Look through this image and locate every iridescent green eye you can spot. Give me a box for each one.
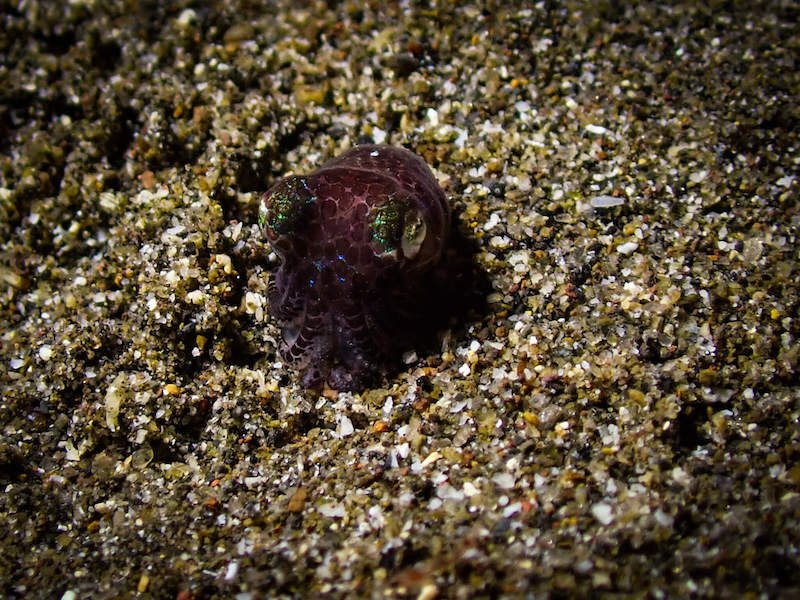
[261,176,314,236]
[370,200,403,256]
[370,195,426,259]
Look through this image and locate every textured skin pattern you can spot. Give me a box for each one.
[260,145,449,390]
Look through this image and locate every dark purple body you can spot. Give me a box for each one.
[259,145,449,390]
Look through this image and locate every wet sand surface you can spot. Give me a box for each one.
[1,1,799,597]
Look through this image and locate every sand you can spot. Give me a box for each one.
[1,1,799,597]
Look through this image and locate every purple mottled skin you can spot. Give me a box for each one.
[259,144,450,390]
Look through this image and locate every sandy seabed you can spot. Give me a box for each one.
[1,1,799,598]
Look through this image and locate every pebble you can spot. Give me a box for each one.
[616,241,639,255]
[591,502,614,526]
[590,195,625,208]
